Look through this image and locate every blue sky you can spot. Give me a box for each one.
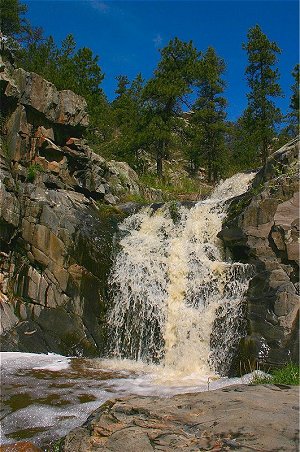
[26,0,299,121]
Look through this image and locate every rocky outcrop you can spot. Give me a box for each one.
[220,138,299,370]
[0,46,147,355]
[62,384,299,451]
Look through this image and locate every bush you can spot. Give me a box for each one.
[26,163,44,182]
[252,363,299,386]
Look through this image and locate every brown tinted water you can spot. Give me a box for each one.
[1,352,254,450]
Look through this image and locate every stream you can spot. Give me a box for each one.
[1,172,257,449]
[1,352,256,449]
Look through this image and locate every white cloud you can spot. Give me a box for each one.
[91,1,110,13]
[153,33,162,48]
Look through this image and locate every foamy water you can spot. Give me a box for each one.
[1,172,257,448]
[1,352,261,449]
[108,172,256,376]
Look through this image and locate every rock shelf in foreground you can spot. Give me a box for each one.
[62,384,299,451]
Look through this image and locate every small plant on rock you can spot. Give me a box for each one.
[169,201,181,223]
[252,363,299,386]
[26,163,44,182]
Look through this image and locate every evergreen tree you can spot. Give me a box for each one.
[229,114,260,172]
[109,74,145,165]
[113,75,131,127]
[289,63,299,136]
[142,37,200,176]
[19,34,58,79]
[18,33,105,114]
[128,73,144,102]
[243,24,282,165]
[115,75,130,97]
[0,0,27,37]
[191,46,227,182]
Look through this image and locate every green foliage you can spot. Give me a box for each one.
[96,203,127,219]
[290,64,299,127]
[252,364,299,386]
[118,192,148,205]
[2,3,291,185]
[0,0,27,36]
[140,172,212,201]
[141,37,200,176]
[26,163,43,182]
[16,31,109,140]
[227,116,261,173]
[243,25,283,165]
[107,73,145,165]
[190,46,227,182]
[281,63,300,138]
[0,136,12,162]
[18,33,105,100]
[271,364,299,385]
[270,62,300,143]
[168,201,181,223]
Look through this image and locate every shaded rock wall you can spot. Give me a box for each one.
[0,46,144,355]
[220,138,299,370]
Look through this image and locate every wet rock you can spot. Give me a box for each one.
[0,441,43,452]
[62,384,299,452]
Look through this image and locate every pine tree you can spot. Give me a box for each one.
[289,64,299,136]
[243,25,282,165]
[142,37,200,176]
[191,46,227,182]
[113,75,131,128]
[115,75,130,97]
[18,34,58,80]
[0,0,27,37]
[107,73,145,165]
[229,113,260,172]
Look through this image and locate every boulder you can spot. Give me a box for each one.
[9,68,89,128]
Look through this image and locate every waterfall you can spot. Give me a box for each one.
[107,172,255,376]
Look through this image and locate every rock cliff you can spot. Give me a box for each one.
[220,137,299,370]
[0,46,145,355]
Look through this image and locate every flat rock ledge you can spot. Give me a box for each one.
[62,384,299,451]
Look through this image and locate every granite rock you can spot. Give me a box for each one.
[220,137,299,370]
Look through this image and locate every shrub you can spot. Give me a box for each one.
[26,163,44,182]
[252,363,299,386]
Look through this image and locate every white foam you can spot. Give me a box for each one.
[1,352,70,372]
[107,172,256,376]
[1,351,266,447]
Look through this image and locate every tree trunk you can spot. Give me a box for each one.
[156,143,164,177]
[262,136,268,167]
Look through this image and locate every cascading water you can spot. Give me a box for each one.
[0,172,260,448]
[107,172,255,377]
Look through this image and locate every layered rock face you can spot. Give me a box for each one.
[220,138,299,370]
[0,47,142,355]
